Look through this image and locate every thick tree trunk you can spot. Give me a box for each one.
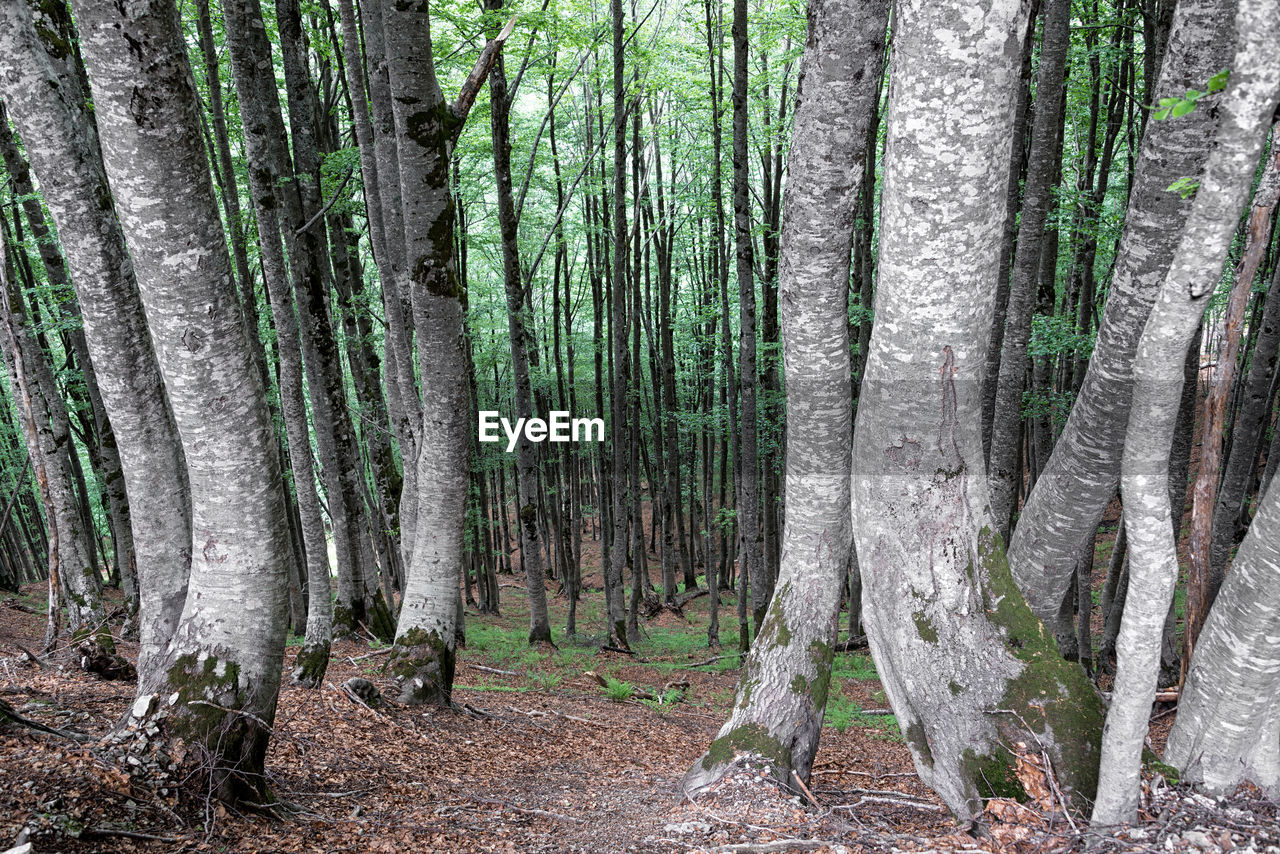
[0,0,192,683]
[683,0,888,795]
[1092,11,1280,823]
[1007,0,1238,633]
[71,0,293,801]
[854,0,1102,822]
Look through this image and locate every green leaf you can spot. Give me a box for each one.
[1208,69,1230,92]
[1171,100,1197,118]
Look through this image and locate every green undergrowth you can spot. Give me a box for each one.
[454,575,900,743]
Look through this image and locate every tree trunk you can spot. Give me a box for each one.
[986,0,1070,538]
[1007,0,1238,634]
[1092,13,1280,823]
[683,0,888,795]
[731,0,764,636]
[71,0,293,801]
[486,10,553,645]
[0,0,192,683]
[381,0,507,703]
[854,0,1102,822]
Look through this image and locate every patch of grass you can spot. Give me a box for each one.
[832,652,878,682]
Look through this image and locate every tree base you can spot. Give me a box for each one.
[291,639,331,688]
[388,628,455,705]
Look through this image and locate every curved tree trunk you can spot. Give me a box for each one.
[72,0,293,801]
[1166,453,1280,796]
[1092,10,1280,823]
[683,0,889,796]
[0,0,191,684]
[1007,0,1239,634]
[854,0,1102,823]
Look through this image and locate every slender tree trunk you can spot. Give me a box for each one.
[684,0,888,795]
[1093,14,1280,823]
[486,10,554,645]
[987,0,1070,538]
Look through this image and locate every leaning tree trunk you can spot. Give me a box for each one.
[71,0,293,802]
[1006,0,1238,635]
[0,0,191,684]
[682,0,890,796]
[1211,259,1280,579]
[1093,8,1280,824]
[382,0,509,704]
[1166,442,1280,796]
[853,0,1103,823]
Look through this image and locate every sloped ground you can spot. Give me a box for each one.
[1,572,1277,854]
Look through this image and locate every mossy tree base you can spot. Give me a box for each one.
[682,723,797,797]
[290,639,331,688]
[113,649,278,806]
[388,627,455,705]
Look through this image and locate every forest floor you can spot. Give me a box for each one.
[2,545,1279,853]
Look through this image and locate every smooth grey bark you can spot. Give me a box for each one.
[72,0,292,801]
[275,0,389,640]
[1092,9,1280,824]
[216,0,334,684]
[1007,0,1238,634]
[986,0,1070,538]
[683,0,889,796]
[0,0,191,682]
[1165,456,1280,796]
[853,0,1102,822]
[382,0,508,704]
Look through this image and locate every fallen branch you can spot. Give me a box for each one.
[468,664,520,677]
[791,770,820,807]
[712,840,836,853]
[0,697,87,741]
[82,827,181,843]
[834,795,945,812]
